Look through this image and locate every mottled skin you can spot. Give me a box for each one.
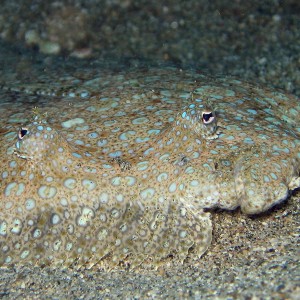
[0,63,300,269]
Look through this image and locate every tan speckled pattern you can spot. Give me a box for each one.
[0,66,300,268]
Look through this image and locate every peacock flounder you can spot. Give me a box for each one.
[0,65,300,269]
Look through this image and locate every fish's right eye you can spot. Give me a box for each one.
[18,127,29,140]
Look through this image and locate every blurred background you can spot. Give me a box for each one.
[0,0,299,95]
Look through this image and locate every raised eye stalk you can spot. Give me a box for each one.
[180,99,219,140]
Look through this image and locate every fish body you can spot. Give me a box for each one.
[0,65,299,268]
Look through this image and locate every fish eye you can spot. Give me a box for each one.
[18,127,29,140]
[202,111,214,124]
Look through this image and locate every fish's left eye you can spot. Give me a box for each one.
[18,127,29,140]
[202,111,214,124]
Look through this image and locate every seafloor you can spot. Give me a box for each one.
[0,0,299,299]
